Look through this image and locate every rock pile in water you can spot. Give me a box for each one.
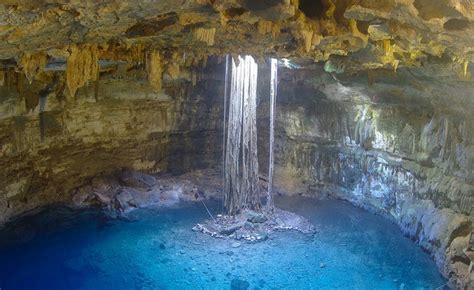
[193,208,316,242]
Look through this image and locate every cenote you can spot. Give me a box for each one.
[0,1,473,289]
[0,197,445,289]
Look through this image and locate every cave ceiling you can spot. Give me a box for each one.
[0,0,472,78]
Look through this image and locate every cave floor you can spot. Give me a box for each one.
[0,196,445,290]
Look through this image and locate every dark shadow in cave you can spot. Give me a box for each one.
[299,0,324,19]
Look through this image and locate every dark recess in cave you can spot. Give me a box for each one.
[443,18,470,31]
[299,0,324,19]
[224,7,247,18]
[244,0,285,11]
[126,12,178,38]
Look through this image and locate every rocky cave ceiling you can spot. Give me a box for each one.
[0,0,473,96]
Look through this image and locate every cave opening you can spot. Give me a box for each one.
[0,1,472,290]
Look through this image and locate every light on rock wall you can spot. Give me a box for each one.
[280,58,300,69]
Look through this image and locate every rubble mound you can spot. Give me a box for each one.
[193,208,316,242]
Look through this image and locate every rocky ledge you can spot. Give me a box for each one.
[71,168,222,214]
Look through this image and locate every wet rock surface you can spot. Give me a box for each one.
[72,168,222,214]
[230,278,250,290]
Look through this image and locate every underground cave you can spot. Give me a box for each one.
[0,1,473,289]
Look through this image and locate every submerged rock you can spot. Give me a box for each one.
[231,242,241,248]
[230,278,249,290]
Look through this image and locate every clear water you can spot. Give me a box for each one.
[0,196,446,290]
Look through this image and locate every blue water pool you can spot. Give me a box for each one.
[0,196,445,289]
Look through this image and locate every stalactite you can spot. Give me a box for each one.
[147,50,162,91]
[99,42,146,66]
[380,39,399,71]
[16,73,39,112]
[258,20,272,35]
[348,19,368,44]
[128,43,146,65]
[302,29,313,53]
[66,44,99,98]
[201,54,208,68]
[20,52,47,83]
[257,21,279,39]
[53,73,67,103]
[191,69,197,86]
[193,28,216,46]
[0,70,4,86]
[167,63,180,80]
[93,79,100,102]
[325,0,336,18]
[383,39,392,57]
[167,51,181,80]
[219,12,229,27]
[38,87,50,141]
[272,24,280,39]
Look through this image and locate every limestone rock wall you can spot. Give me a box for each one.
[0,55,472,287]
[271,64,473,288]
[0,68,223,224]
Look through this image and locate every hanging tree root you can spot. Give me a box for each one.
[192,208,316,243]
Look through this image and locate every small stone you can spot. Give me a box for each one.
[243,221,254,230]
[234,231,243,240]
[159,243,166,250]
[367,24,391,41]
[255,231,268,241]
[247,211,267,223]
[319,262,326,268]
[231,242,241,248]
[220,224,242,235]
[231,278,250,290]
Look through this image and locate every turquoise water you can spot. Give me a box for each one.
[0,196,445,290]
